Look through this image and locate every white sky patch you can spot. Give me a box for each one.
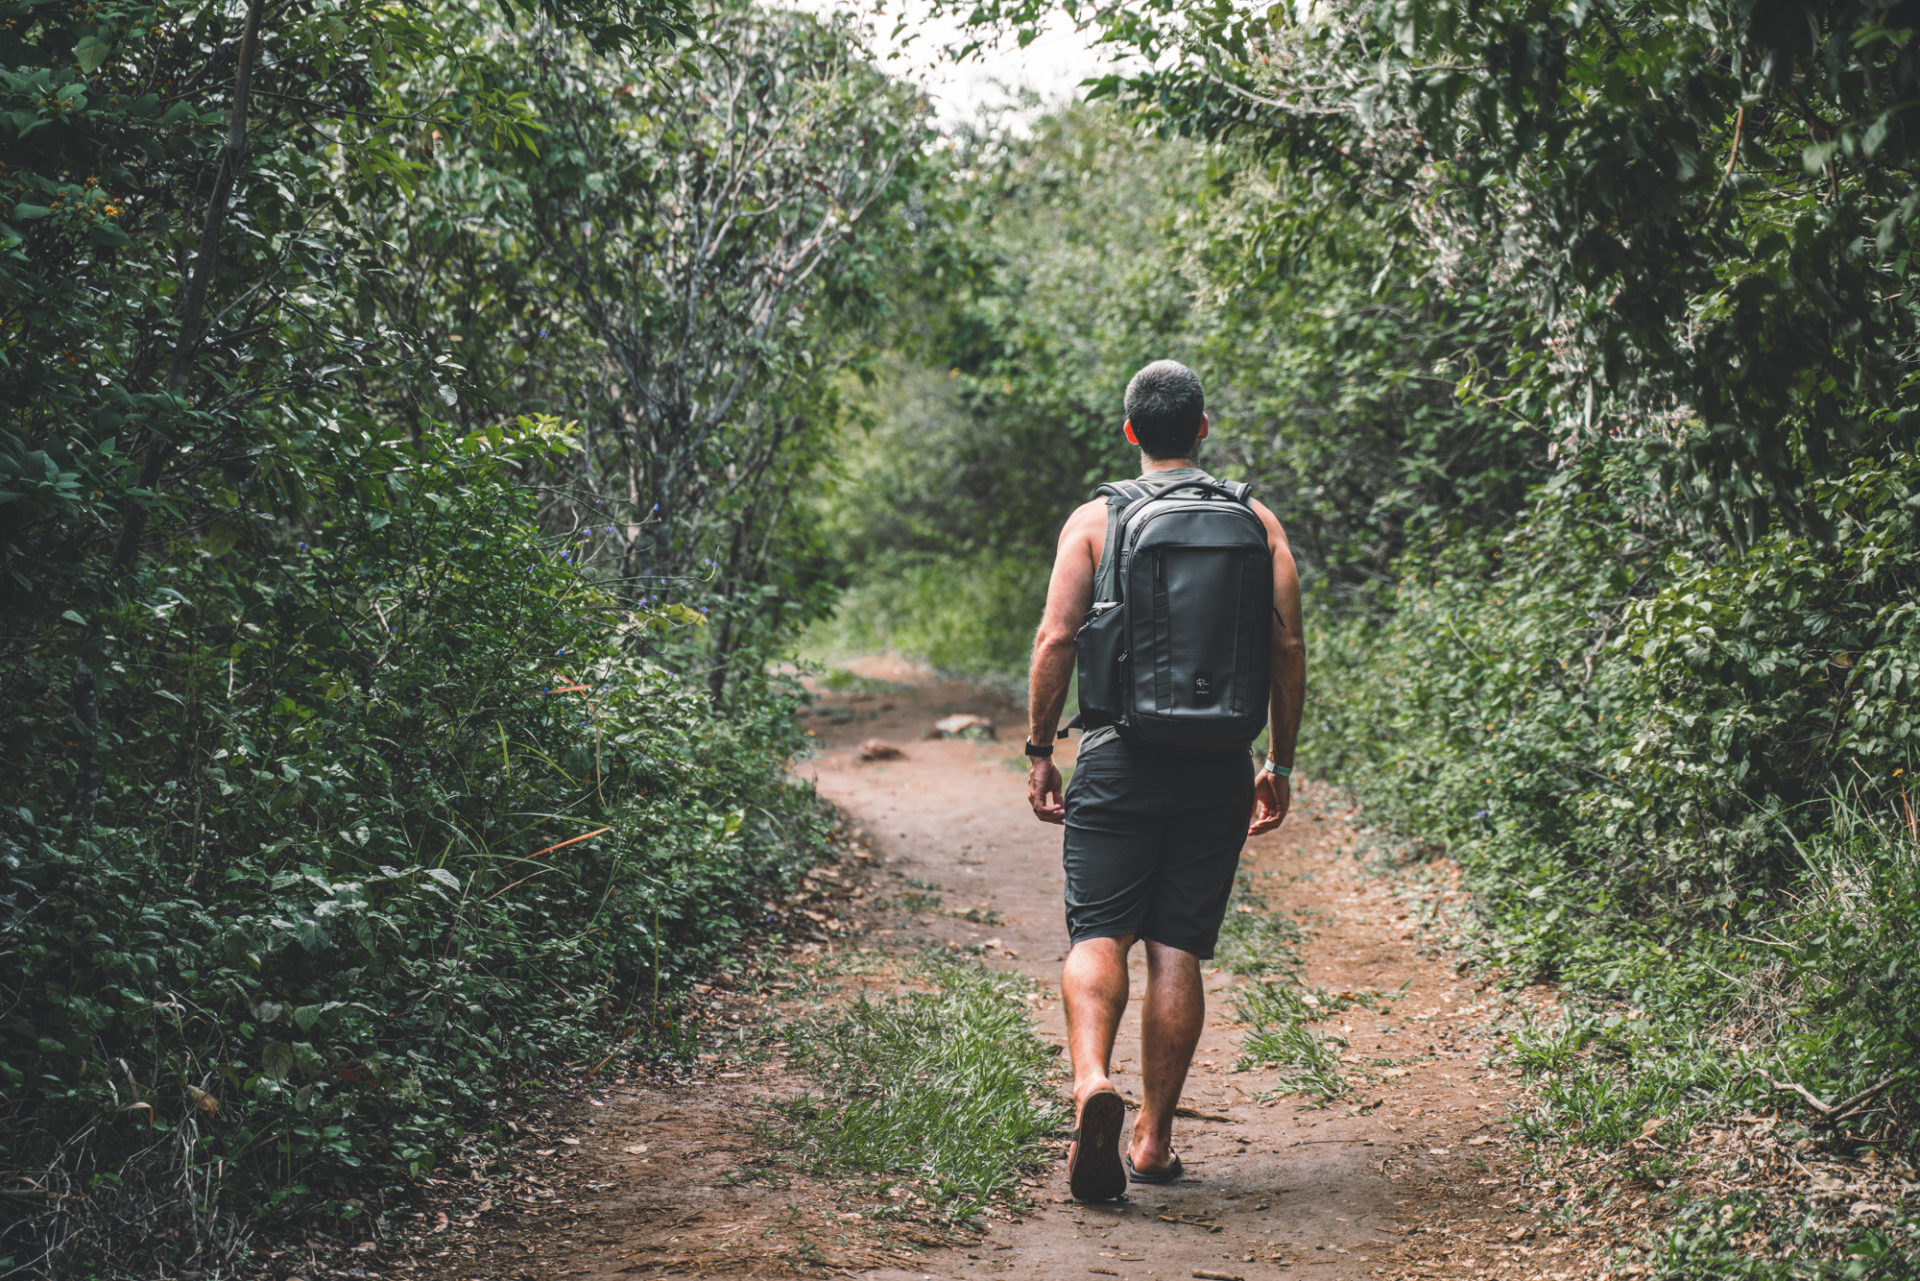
[788,0,1128,129]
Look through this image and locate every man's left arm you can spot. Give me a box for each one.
[1250,503,1305,835]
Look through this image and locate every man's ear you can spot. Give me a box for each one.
[1123,419,1138,447]
[1197,413,1210,442]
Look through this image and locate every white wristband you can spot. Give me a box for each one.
[1262,760,1292,779]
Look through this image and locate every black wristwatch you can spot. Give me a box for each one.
[1024,739,1053,758]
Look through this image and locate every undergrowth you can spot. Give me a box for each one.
[1309,447,1920,1273]
[1214,876,1350,1102]
[0,466,828,1276]
[802,555,1045,683]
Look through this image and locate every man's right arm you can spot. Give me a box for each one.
[1027,500,1104,823]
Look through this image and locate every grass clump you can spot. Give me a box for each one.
[1213,876,1348,1101]
[1231,979,1349,1102]
[779,957,1066,1220]
[815,668,907,694]
[879,891,944,914]
[1213,875,1307,978]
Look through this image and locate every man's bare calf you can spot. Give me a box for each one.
[1063,934,1205,1177]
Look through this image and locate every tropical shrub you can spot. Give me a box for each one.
[0,432,827,1274]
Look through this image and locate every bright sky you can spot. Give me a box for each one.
[790,0,1125,128]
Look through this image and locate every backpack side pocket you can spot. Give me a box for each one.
[1074,600,1127,728]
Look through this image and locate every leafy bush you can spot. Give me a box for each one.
[1309,446,1920,939]
[0,440,827,1275]
[808,553,1047,678]
[1305,445,1920,1163]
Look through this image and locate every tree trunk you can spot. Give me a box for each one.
[109,0,267,575]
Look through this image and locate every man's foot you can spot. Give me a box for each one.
[1066,1085,1127,1202]
[1127,1125,1180,1181]
[1125,1150,1184,1184]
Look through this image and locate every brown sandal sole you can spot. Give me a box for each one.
[1067,1088,1127,1202]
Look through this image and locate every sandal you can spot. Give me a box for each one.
[1125,1151,1184,1184]
[1066,1088,1127,1202]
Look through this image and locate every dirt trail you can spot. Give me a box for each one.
[801,666,1547,1281]
[396,664,1571,1281]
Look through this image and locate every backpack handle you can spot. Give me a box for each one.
[1111,479,1255,531]
[1150,479,1253,505]
[1095,479,1252,505]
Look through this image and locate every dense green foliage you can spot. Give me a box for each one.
[4,442,827,1272]
[2,0,925,1272]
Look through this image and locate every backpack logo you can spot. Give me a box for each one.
[1193,674,1212,698]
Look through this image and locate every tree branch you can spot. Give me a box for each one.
[110,0,268,576]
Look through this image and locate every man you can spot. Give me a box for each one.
[1024,359,1305,1201]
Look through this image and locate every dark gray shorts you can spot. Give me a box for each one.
[1061,737,1255,959]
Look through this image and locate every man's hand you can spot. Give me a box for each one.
[1249,770,1290,835]
[1029,757,1066,824]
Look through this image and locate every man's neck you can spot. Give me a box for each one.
[1140,454,1198,474]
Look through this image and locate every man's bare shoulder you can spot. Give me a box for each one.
[1248,497,1292,553]
[1067,496,1107,526]
[1060,498,1107,542]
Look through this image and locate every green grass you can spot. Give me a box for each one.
[877,891,944,914]
[1214,875,1349,1101]
[815,667,907,694]
[1231,977,1349,1101]
[778,956,1067,1220]
[1637,1191,1920,1280]
[1214,875,1307,978]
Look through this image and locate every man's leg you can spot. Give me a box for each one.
[1128,939,1205,1174]
[1062,934,1132,1109]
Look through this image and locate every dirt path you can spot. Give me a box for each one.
[393,664,1573,1281]
[799,666,1552,1281]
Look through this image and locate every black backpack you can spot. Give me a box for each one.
[1073,476,1273,751]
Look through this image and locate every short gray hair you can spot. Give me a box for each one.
[1124,360,1205,459]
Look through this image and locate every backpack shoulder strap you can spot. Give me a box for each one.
[1094,480,1151,505]
[1091,482,1148,600]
